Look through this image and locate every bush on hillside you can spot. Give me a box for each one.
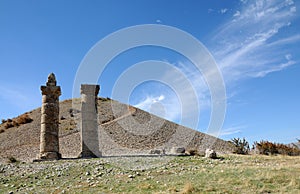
[292,139,300,149]
[3,114,33,129]
[255,140,300,156]
[231,137,250,154]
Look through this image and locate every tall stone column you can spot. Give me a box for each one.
[39,73,61,160]
[79,84,101,158]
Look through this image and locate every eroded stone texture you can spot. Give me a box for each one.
[39,73,61,160]
[79,84,101,158]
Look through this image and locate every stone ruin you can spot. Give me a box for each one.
[37,73,221,160]
[37,73,102,160]
[39,73,61,160]
[78,84,101,158]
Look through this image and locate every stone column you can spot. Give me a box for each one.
[79,84,101,158]
[39,73,61,160]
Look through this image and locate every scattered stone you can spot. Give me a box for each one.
[149,149,165,155]
[205,149,217,159]
[128,174,135,178]
[170,147,186,154]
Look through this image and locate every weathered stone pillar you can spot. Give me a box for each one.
[79,84,101,158]
[39,73,61,160]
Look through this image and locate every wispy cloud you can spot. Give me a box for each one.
[220,125,244,136]
[220,8,228,14]
[233,11,241,17]
[208,124,245,137]
[133,62,206,128]
[132,0,299,135]
[210,0,299,82]
[135,94,180,121]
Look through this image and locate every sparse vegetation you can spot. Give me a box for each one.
[3,121,15,129]
[98,97,111,102]
[3,114,33,129]
[0,155,299,193]
[180,182,196,194]
[231,137,250,154]
[255,140,300,156]
[292,139,300,149]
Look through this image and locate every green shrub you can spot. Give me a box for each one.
[231,137,250,154]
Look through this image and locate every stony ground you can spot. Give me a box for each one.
[0,154,299,193]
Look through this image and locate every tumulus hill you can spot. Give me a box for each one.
[0,98,233,163]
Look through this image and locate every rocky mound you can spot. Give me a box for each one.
[0,98,233,163]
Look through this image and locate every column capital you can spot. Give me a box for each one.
[80,84,100,96]
[41,86,61,96]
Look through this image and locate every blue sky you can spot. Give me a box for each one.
[0,0,299,145]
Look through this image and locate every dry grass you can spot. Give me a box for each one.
[0,154,299,193]
[3,114,33,129]
[180,182,195,194]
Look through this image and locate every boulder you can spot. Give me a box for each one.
[205,149,217,159]
[170,147,185,155]
[149,149,165,155]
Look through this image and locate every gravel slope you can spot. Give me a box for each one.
[0,98,233,163]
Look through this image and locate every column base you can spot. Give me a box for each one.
[38,152,61,160]
[78,150,101,158]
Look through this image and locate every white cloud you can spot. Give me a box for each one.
[135,95,165,110]
[221,8,228,14]
[132,0,299,134]
[134,93,182,122]
[266,34,300,47]
[220,127,242,136]
[132,61,210,129]
[285,54,292,60]
[210,0,299,82]
[285,0,294,6]
[209,124,245,137]
[290,6,296,12]
[233,11,241,17]
[249,60,295,78]
[208,8,214,13]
